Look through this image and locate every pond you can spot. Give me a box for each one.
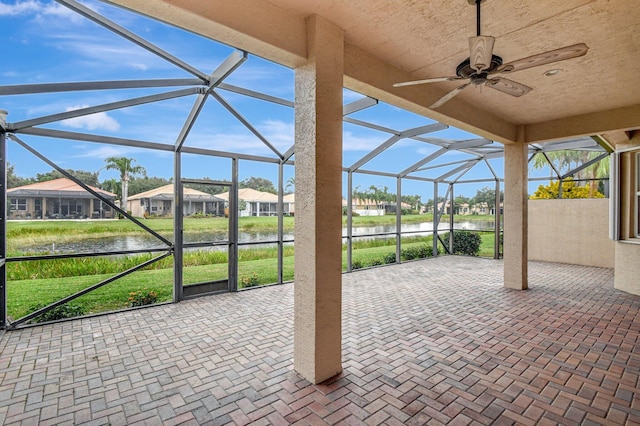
[15,220,497,255]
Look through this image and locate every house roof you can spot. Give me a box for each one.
[7,178,116,199]
[114,0,639,148]
[128,184,224,202]
[217,188,285,203]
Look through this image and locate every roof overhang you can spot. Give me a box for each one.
[106,0,640,145]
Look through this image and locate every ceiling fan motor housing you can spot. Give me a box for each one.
[456,55,503,79]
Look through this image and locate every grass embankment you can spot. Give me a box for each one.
[6,215,499,321]
[6,241,432,319]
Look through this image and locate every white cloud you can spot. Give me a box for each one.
[72,144,130,159]
[0,0,41,16]
[184,119,387,154]
[180,119,295,156]
[61,105,121,131]
[131,63,149,71]
[179,120,385,154]
[188,131,272,153]
[39,2,79,20]
[257,119,294,150]
[48,36,161,70]
[0,0,82,22]
[343,131,385,151]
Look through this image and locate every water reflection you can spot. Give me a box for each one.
[352,220,495,236]
[16,220,497,255]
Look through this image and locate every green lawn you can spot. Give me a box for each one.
[7,239,436,320]
[5,215,501,323]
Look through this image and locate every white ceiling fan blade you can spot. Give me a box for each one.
[430,83,470,108]
[495,43,588,74]
[469,35,495,72]
[486,77,532,97]
[393,76,465,87]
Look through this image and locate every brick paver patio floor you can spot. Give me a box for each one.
[1,257,639,425]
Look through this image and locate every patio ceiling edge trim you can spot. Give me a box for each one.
[525,104,640,143]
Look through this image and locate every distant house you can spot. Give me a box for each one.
[342,198,384,216]
[7,178,116,220]
[437,200,453,215]
[283,193,295,215]
[437,200,503,215]
[216,188,293,217]
[457,202,471,215]
[468,202,503,215]
[127,184,225,217]
[379,201,412,214]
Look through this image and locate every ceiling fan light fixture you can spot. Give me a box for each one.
[544,68,562,77]
[469,35,495,72]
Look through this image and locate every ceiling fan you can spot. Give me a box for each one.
[393,0,589,109]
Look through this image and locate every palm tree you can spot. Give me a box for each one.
[104,157,146,212]
[532,150,609,197]
[285,177,295,193]
[101,178,121,199]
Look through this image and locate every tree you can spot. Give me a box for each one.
[423,198,434,213]
[35,169,99,187]
[104,157,146,211]
[101,178,121,198]
[349,184,420,211]
[530,178,604,199]
[6,163,33,188]
[532,150,609,197]
[401,194,422,211]
[240,177,276,194]
[181,177,230,196]
[352,185,364,201]
[424,196,446,214]
[472,187,503,212]
[285,177,295,193]
[128,176,172,196]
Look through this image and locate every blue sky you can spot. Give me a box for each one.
[1,0,552,200]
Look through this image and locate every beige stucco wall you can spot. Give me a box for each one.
[528,198,614,268]
[614,242,640,296]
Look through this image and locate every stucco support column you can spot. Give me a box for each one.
[503,140,528,289]
[294,15,343,384]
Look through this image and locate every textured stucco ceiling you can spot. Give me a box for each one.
[106,0,640,146]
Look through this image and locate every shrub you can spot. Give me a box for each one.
[240,273,260,288]
[399,245,437,261]
[351,260,363,270]
[383,252,396,264]
[417,245,430,258]
[341,207,360,216]
[128,289,158,307]
[30,303,85,323]
[444,231,481,256]
[401,247,419,260]
[370,258,383,266]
